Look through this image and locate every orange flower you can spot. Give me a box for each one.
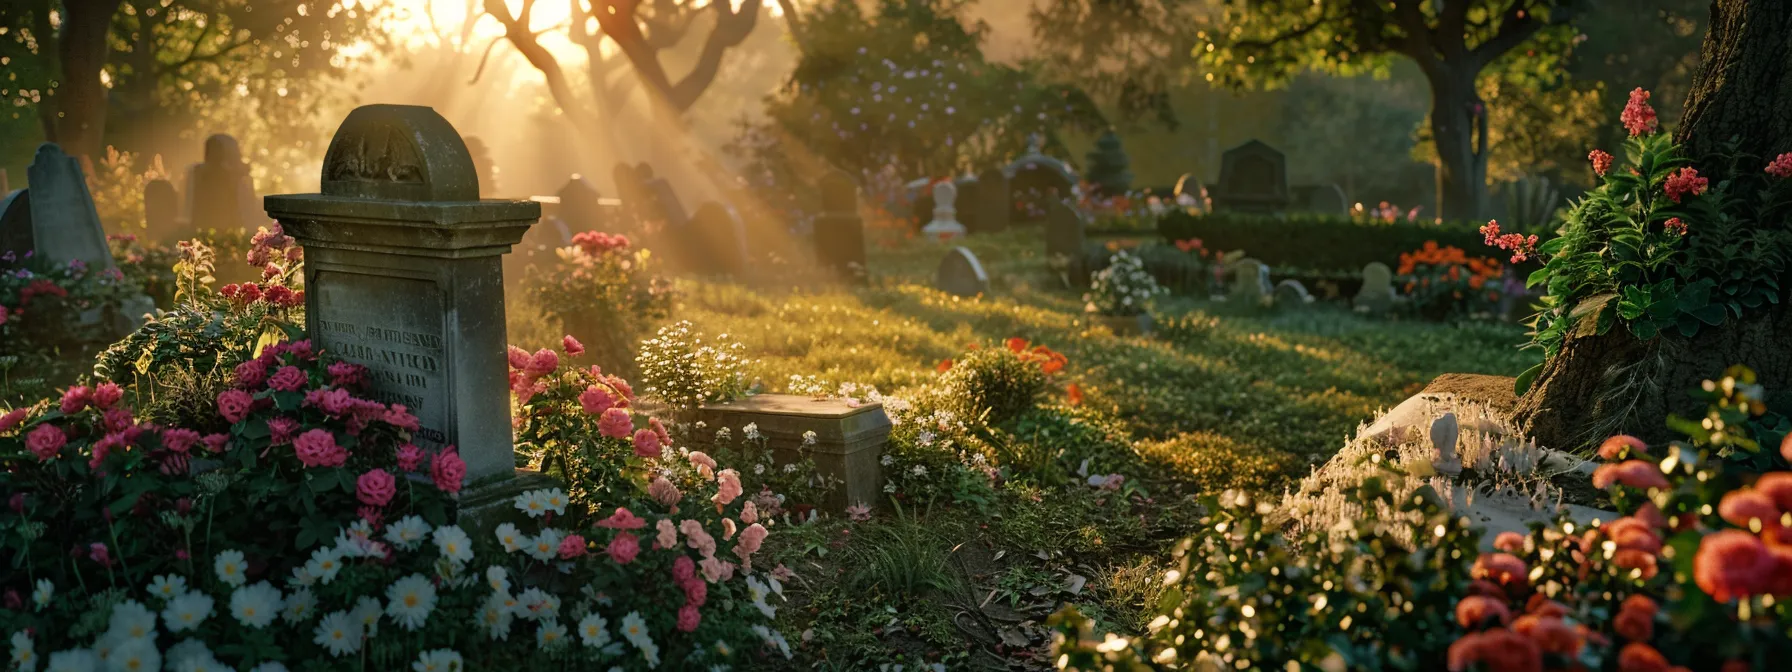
[1616,642,1669,672]
[1455,596,1512,628]
[1513,614,1584,657]
[1472,553,1529,587]
[1598,435,1649,460]
[1465,580,1508,601]
[1719,489,1780,530]
[1524,596,1570,618]
[1604,517,1663,554]
[1753,472,1792,512]
[1694,529,1771,602]
[1005,337,1028,353]
[1592,460,1671,491]
[1613,549,1659,579]
[1493,531,1526,553]
[1447,629,1542,672]
[1614,594,1656,642]
[936,359,953,372]
[1066,383,1083,406]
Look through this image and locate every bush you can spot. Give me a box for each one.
[1157,210,1489,272]
[1395,241,1510,319]
[1083,250,1166,317]
[1083,242,1209,296]
[635,321,754,412]
[936,339,1060,426]
[522,232,673,381]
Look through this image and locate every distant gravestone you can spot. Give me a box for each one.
[1045,200,1088,287]
[954,176,981,233]
[0,143,116,271]
[688,201,749,276]
[936,246,989,297]
[556,175,603,234]
[1274,279,1314,306]
[1354,262,1397,313]
[186,134,262,232]
[143,179,181,243]
[644,177,689,228]
[812,169,867,282]
[1006,134,1078,223]
[612,162,650,229]
[921,181,965,241]
[1228,258,1272,305]
[264,104,540,490]
[1293,184,1349,216]
[972,167,1010,234]
[1212,140,1289,214]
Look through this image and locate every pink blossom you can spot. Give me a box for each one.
[1479,220,1502,247]
[293,429,348,468]
[268,366,308,392]
[1598,435,1648,460]
[1695,529,1771,602]
[607,376,635,401]
[562,335,585,357]
[1663,167,1709,203]
[89,542,112,567]
[327,361,365,387]
[559,534,588,559]
[1621,87,1658,136]
[357,469,397,507]
[1492,531,1525,553]
[847,503,872,522]
[578,386,616,416]
[699,556,736,583]
[267,417,300,445]
[513,381,546,406]
[396,443,425,471]
[0,408,28,433]
[25,424,66,461]
[431,447,467,494]
[358,506,382,527]
[632,429,662,458]
[234,358,270,388]
[60,386,92,414]
[689,451,717,481]
[681,519,718,558]
[525,349,559,378]
[1589,149,1614,177]
[1767,152,1792,179]
[649,477,682,509]
[91,382,124,410]
[382,405,420,432]
[607,532,640,564]
[736,523,768,559]
[676,604,701,632]
[650,417,671,446]
[770,564,795,582]
[217,390,254,423]
[1592,460,1671,491]
[596,507,648,530]
[102,408,134,433]
[739,500,759,525]
[712,469,743,508]
[201,434,229,453]
[722,518,738,540]
[597,408,634,439]
[278,340,316,361]
[161,428,201,454]
[672,555,697,584]
[657,519,680,549]
[304,388,354,416]
[682,578,707,607]
[507,345,531,370]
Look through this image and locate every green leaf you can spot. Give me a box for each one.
[1691,304,1727,326]
[1632,320,1660,341]
[1515,363,1544,396]
[1677,315,1701,337]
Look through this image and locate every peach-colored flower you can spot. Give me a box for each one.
[1592,460,1670,491]
[1493,532,1526,553]
[689,451,718,479]
[712,469,743,508]
[649,476,682,509]
[1613,549,1659,580]
[699,556,735,583]
[1694,529,1771,602]
[1621,88,1658,136]
[734,523,768,561]
[1617,642,1669,672]
[1446,629,1541,672]
[1455,596,1511,628]
[1465,580,1507,601]
[721,518,737,540]
[1472,553,1528,587]
[1719,489,1780,529]
[595,507,647,530]
[1598,434,1647,460]
[1614,595,1656,641]
[681,519,717,558]
[1513,614,1583,657]
[1753,472,1792,512]
[655,519,678,550]
[1605,517,1663,554]
[739,500,759,524]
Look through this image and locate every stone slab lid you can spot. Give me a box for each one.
[702,394,884,419]
[319,104,480,203]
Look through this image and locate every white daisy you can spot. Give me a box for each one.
[31,579,52,611]
[412,649,463,672]
[385,574,437,631]
[384,516,431,551]
[485,567,509,594]
[146,575,186,602]
[312,610,364,657]
[44,648,98,672]
[335,521,381,558]
[746,576,776,618]
[513,490,549,518]
[494,523,525,553]
[515,587,559,622]
[281,587,318,624]
[287,564,316,588]
[577,612,610,648]
[105,600,157,640]
[352,595,383,638]
[171,652,229,672]
[432,526,474,566]
[620,611,652,649]
[525,528,564,561]
[476,592,516,641]
[304,547,344,585]
[163,639,215,670]
[105,638,159,672]
[230,581,282,629]
[213,550,247,587]
[10,631,35,672]
[541,489,568,515]
[161,591,214,632]
[536,620,569,650]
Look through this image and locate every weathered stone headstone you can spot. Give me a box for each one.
[143,179,181,242]
[1228,258,1272,305]
[644,177,689,228]
[1354,262,1397,313]
[920,181,965,241]
[936,246,989,297]
[1045,200,1088,287]
[812,168,866,282]
[954,175,981,233]
[1274,279,1313,306]
[611,162,650,229]
[1292,183,1349,215]
[688,201,749,276]
[1006,134,1078,223]
[0,144,115,271]
[186,134,262,233]
[1212,140,1289,214]
[264,104,540,492]
[694,394,891,513]
[971,167,1010,234]
[556,175,602,234]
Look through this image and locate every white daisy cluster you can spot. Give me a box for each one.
[513,488,569,519]
[1084,249,1166,317]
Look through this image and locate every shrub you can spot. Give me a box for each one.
[1083,249,1166,317]
[510,335,658,504]
[1395,241,1509,319]
[635,321,755,412]
[522,232,673,380]
[1157,209,1490,272]
[936,338,1062,426]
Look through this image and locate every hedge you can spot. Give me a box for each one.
[1157,211,1490,272]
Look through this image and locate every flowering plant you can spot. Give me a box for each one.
[1396,241,1506,318]
[697,420,840,513]
[1513,88,1792,391]
[635,321,755,413]
[523,232,673,380]
[511,335,663,505]
[0,254,144,404]
[1083,249,1165,317]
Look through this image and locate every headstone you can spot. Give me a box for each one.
[263,104,541,492]
[812,168,867,282]
[694,394,892,513]
[1273,279,1313,306]
[612,162,651,230]
[186,134,262,233]
[954,176,981,233]
[0,143,115,271]
[920,181,965,241]
[556,175,603,234]
[1045,200,1088,287]
[644,177,689,228]
[1228,258,1272,305]
[688,201,748,276]
[143,179,181,243]
[1353,262,1397,313]
[936,246,989,297]
[971,167,1011,234]
[1212,140,1289,214]
[1005,134,1078,223]
[1292,183,1348,215]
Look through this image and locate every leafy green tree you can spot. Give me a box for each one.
[1083,129,1133,197]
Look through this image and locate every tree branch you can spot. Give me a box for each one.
[1468,0,1568,71]
[1435,0,1471,61]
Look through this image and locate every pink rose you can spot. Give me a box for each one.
[293,429,347,468]
[735,523,768,559]
[597,408,633,439]
[267,417,300,446]
[676,604,701,632]
[0,408,28,433]
[657,519,680,550]
[327,361,365,387]
[304,388,354,416]
[102,408,134,433]
[526,349,559,378]
[357,469,397,507]
[595,507,647,530]
[721,518,737,540]
[382,405,420,432]
[60,386,91,414]
[699,556,735,583]
[431,447,467,494]
[507,345,531,371]
[632,429,662,459]
[201,434,229,453]
[607,532,640,564]
[91,382,124,410]
[672,555,696,583]
[649,417,670,447]
[267,366,308,392]
[160,428,201,454]
[396,443,425,471]
[25,424,67,461]
[689,451,716,481]
[559,533,588,559]
[712,469,743,508]
[233,358,270,389]
[562,335,585,357]
[217,389,254,423]
[681,520,717,558]
[739,501,759,525]
[89,542,111,567]
[649,477,682,509]
[682,577,707,606]
[578,386,616,416]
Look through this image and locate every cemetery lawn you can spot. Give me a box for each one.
[507,229,1541,669]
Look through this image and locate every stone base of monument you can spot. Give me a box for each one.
[1092,312,1153,337]
[455,469,562,539]
[692,394,891,514]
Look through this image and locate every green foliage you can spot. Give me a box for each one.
[510,339,646,505]
[523,239,675,380]
[1157,210,1491,272]
[937,344,1051,427]
[1133,432,1298,494]
[1083,130,1134,197]
[845,508,960,598]
[0,250,149,406]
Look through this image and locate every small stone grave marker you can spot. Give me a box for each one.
[0,143,115,271]
[1045,200,1088,287]
[1228,257,1272,305]
[972,167,1010,234]
[920,181,965,241]
[143,179,181,242]
[1354,262,1397,313]
[937,246,989,297]
[1274,279,1313,306]
[186,134,262,232]
[689,201,749,276]
[694,394,892,514]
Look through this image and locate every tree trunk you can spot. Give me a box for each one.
[43,0,124,161]
[1512,0,1792,452]
[1429,69,1485,221]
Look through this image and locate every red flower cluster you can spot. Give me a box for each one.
[1480,220,1540,263]
[219,282,304,309]
[1005,337,1067,374]
[1589,149,1615,177]
[1172,238,1209,258]
[571,231,630,257]
[1662,217,1687,237]
[18,279,68,308]
[1694,471,1792,602]
[1621,88,1659,136]
[1662,167,1709,203]
[1766,152,1792,179]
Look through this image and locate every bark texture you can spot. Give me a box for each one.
[1674,0,1792,169]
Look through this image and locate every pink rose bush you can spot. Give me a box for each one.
[509,335,655,504]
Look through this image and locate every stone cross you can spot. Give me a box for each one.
[1353,262,1397,314]
[812,168,867,282]
[936,246,989,297]
[920,181,965,241]
[263,104,540,491]
[0,143,116,271]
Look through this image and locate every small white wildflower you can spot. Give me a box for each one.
[486,566,510,594]
[305,547,344,585]
[385,574,438,631]
[384,516,431,551]
[743,423,761,440]
[10,631,35,672]
[526,529,565,562]
[578,613,610,648]
[213,550,247,587]
[282,588,318,624]
[433,525,474,566]
[106,600,157,640]
[537,620,569,650]
[412,649,463,672]
[230,582,282,629]
[880,454,894,466]
[161,591,215,632]
[312,610,364,657]
[146,574,187,601]
[352,595,383,638]
[910,465,928,477]
[493,523,525,553]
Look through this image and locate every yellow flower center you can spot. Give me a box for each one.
[405,595,419,607]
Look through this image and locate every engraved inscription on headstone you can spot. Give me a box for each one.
[315,273,450,447]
